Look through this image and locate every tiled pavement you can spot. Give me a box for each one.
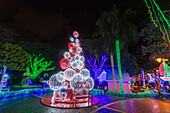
[0,92,170,113]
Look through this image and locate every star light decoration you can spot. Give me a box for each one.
[49,31,94,96]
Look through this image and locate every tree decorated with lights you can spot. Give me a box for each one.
[144,0,170,48]
[85,53,111,87]
[49,31,94,102]
[21,54,55,85]
[93,5,137,93]
[0,42,30,91]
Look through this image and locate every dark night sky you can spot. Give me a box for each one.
[0,0,169,48]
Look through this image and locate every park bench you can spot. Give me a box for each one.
[73,81,93,108]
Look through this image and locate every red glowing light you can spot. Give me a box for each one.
[60,58,71,70]
[73,31,79,38]
[68,42,74,49]
[70,46,78,55]
[75,68,80,73]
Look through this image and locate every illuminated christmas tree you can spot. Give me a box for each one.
[49,31,94,102]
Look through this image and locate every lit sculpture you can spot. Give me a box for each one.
[40,73,50,88]
[85,53,111,86]
[21,54,55,86]
[0,71,9,91]
[49,31,94,104]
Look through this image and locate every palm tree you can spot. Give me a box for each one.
[93,5,137,93]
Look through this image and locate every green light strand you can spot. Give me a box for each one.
[144,0,170,46]
[115,40,124,93]
[163,10,170,13]
[144,0,158,27]
[149,0,167,41]
[164,62,170,76]
[152,0,170,27]
[149,0,163,30]
[21,77,28,86]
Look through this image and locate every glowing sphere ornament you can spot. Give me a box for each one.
[76,47,82,54]
[60,58,71,70]
[64,52,70,58]
[80,69,90,78]
[86,77,94,90]
[69,36,74,42]
[71,61,78,69]
[73,31,79,38]
[49,74,65,90]
[80,56,84,62]
[57,72,65,82]
[64,68,75,80]
[68,42,74,49]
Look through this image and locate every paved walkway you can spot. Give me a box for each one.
[0,92,170,113]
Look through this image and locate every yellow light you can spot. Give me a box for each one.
[162,59,168,62]
[156,70,158,72]
[156,58,162,63]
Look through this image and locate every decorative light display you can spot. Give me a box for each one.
[159,62,170,77]
[115,40,124,93]
[49,31,94,102]
[44,73,49,77]
[39,73,50,88]
[147,73,155,82]
[21,54,55,85]
[0,68,9,91]
[144,0,170,48]
[1,73,9,90]
[84,53,111,88]
[97,71,107,83]
[40,78,49,88]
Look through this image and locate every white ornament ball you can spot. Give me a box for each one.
[64,52,70,58]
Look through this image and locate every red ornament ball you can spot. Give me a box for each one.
[60,58,71,70]
[73,31,79,38]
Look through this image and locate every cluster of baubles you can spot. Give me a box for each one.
[49,31,94,91]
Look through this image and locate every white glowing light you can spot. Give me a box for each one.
[71,61,78,69]
[86,77,94,90]
[70,74,84,89]
[69,48,73,52]
[75,39,79,46]
[64,68,75,80]
[74,54,80,61]
[64,52,70,58]
[57,72,65,82]
[78,61,84,69]
[80,56,84,61]
[49,73,65,90]
[70,36,74,42]
[76,47,82,54]
[80,69,90,78]
[70,58,74,63]
[75,39,79,42]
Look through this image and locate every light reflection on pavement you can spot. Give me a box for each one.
[0,92,169,113]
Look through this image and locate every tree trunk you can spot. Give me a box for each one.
[0,65,7,91]
[115,40,124,93]
[110,53,117,92]
[94,71,98,88]
[140,68,145,87]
